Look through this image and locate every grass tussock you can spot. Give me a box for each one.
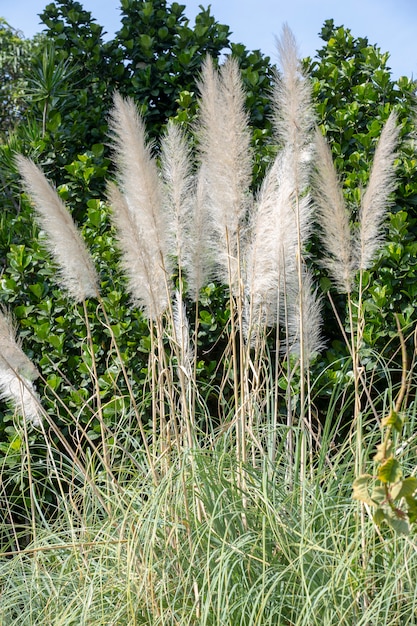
[1,25,416,625]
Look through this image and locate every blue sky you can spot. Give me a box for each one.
[1,0,416,78]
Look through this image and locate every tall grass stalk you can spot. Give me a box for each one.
[313,110,400,610]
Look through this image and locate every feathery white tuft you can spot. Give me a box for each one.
[313,127,355,293]
[160,120,194,274]
[357,111,400,270]
[284,267,324,365]
[16,155,99,302]
[109,93,168,256]
[196,56,253,290]
[245,146,313,328]
[172,290,193,379]
[108,93,171,318]
[0,309,41,426]
[273,24,315,177]
[107,182,168,319]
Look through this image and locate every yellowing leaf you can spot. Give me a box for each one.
[352,475,373,504]
[377,457,402,484]
[371,485,386,504]
[381,410,404,433]
[373,440,392,462]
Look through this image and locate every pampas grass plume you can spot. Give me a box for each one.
[196,55,252,289]
[16,155,99,302]
[314,111,399,293]
[0,309,41,426]
[313,127,354,293]
[108,93,171,318]
[160,120,193,273]
[358,110,399,269]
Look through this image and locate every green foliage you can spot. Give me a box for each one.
[305,20,417,408]
[0,20,36,136]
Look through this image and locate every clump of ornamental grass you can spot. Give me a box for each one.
[2,389,417,626]
[0,22,414,626]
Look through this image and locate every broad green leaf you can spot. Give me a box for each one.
[371,485,386,505]
[377,458,402,484]
[405,496,417,524]
[373,507,387,526]
[381,410,404,432]
[396,477,417,500]
[385,509,410,536]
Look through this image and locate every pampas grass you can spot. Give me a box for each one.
[3,25,412,626]
[108,93,171,319]
[357,110,399,270]
[244,24,316,365]
[313,126,354,294]
[0,309,41,425]
[314,111,399,293]
[196,55,253,291]
[245,146,313,330]
[160,119,194,276]
[16,155,99,302]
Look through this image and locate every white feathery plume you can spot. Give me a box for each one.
[196,55,253,290]
[244,24,316,338]
[107,182,168,319]
[16,155,99,302]
[313,126,355,293]
[172,290,193,379]
[160,120,194,274]
[184,165,213,300]
[314,112,399,293]
[273,23,315,189]
[109,93,168,258]
[357,111,399,270]
[108,93,171,318]
[245,146,313,329]
[0,309,42,426]
[283,267,324,365]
